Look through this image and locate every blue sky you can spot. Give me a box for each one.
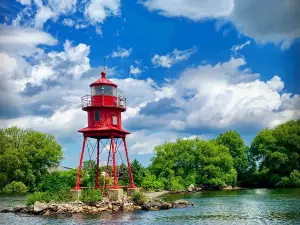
[0,0,300,167]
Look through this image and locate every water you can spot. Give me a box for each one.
[0,189,300,225]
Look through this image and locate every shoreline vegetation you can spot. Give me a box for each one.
[0,119,299,215]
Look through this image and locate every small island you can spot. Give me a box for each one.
[1,120,300,217]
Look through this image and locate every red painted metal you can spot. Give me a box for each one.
[95,139,100,189]
[74,136,87,190]
[74,71,136,192]
[111,136,119,189]
[123,137,136,188]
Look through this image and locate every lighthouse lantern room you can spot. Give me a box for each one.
[73,70,138,200]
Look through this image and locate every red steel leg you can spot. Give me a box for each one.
[102,140,111,195]
[74,136,87,190]
[122,137,136,188]
[95,138,100,189]
[111,136,119,189]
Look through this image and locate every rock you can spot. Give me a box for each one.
[141,202,151,210]
[42,209,52,216]
[133,205,142,210]
[194,187,202,192]
[102,197,110,203]
[172,199,190,208]
[141,201,164,210]
[48,204,58,211]
[34,201,48,213]
[0,208,13,213]
[187,184,194,192]
[112,204,121,211]
[122,203,134,212]
[160,201,172,210]
[13,206,26,212]
[149,202,162,210]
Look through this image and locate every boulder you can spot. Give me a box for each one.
[149,202,162,210]
[122,203,134,212]
[194,187,202,192]
[187,184,194,192]
[34,201,48,213]
[112,204,121,211]
[13,205,25,212]
[160,201,172,210]
[172,199,190,208]
[133,205,142,210]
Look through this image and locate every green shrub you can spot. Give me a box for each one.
[277,170,300,188]
[25,189,72,205]
[80,188,102,205]
[37,170,77,192]
[131,191,146,205]
[26,192,51,205]
[3,181,27,194]
[141,173,165,191]
[169,179,185,192]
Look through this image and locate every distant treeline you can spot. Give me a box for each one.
[0,120,299,194]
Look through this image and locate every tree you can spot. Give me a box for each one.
[250,120,300,187]
[149,138,237,189]
[0,126,63,191]
[216,131,248,185]
[131,159,147,187]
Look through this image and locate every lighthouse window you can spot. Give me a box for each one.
[94,110,100,121]
[112,116,118,125]
[91,86,117,96]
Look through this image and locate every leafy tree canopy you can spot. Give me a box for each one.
[0,126,63,191]
[250,120,300,187]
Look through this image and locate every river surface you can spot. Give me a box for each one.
[0,189,300,225]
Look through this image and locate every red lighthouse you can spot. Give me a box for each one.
[73,70,137,199]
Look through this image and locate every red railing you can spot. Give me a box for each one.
[81,95,126,109]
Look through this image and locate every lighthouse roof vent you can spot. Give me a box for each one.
[90,71,117,88]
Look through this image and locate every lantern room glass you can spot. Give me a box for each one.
[91,85,117,96]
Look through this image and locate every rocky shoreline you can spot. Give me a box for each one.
[0,197,193,216]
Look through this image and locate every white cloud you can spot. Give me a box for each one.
[75,24,88,29]
[143,0,300,49]
[1,108,86,139]
[143,0,234,20]
[129,65,143,76]
[152,47,197,68]
[111,46,132,58]
[266,76,284,92]
[17,0,31,5]
[84,0,120,24]
[95,26,102,35]
[13,0,77,29]
[0,25,57,56]
[231,0,300,50]
[62,18,75,27]
[231,40,251,53]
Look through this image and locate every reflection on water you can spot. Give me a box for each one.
[0,189,300,225]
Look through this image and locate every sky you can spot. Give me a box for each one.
[0,0,300,167]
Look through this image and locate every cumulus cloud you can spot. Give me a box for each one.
[84,0,120,24]
[231,0,300,50]
[129,65,143,76]
[33,0,77,29]
[0,25,57,56]
[143,0,234,20]
[143,0,300,49]
[152,47,197,68]
[62,18,75,27]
